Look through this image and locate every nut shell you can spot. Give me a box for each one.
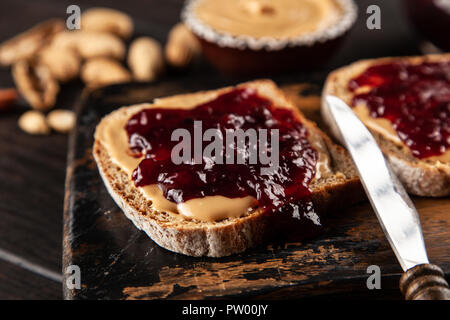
[0,19,64,66]
[12,60,59,111]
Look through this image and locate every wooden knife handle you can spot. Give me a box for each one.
[400,264,450,300]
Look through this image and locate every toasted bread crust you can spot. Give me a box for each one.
[322,54,450,197]
[93,80,362,257]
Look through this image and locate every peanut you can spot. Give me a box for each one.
[128,37,164,81]
[81,57,131,87]
[47,109,75,133]
[18,110,50,135]
[12,60,59,111]
[165,23,201,68]
[81,7,134,39]
[0,88,19,111]
[52,31,126,60]
[0,19,64,66]
[38,44,81,82]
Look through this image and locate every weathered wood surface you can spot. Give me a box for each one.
[0,260,61,300]
[0,0,443,299]
[0,0,187,300]
[63,79,449,300]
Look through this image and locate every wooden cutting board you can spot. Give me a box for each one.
[63,76,449,300]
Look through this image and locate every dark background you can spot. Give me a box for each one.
[0,0,425,299]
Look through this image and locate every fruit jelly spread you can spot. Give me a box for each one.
[125,88,323,239]
[348,61,450,159]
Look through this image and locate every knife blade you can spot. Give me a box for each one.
[323,95,429,271]
[323,94,450,300]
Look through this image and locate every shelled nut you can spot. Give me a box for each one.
[38,44,81,82]
[47,109,76,133]
[81,7,134,39]
[51,31,126,60]
[18,110,50,135]
[128,37,164,81]
[81,57,131,87]
[165,23,201,68]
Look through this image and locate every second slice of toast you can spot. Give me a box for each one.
[322,54,450,197]
[93,80,362,257]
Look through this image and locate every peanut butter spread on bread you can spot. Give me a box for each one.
[96,113,332,222]
[96,94,332,222]
[352,104,450,163]
[349,58,450,164]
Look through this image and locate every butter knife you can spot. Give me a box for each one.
[323,95,450,300]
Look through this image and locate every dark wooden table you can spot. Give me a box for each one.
[0,0,426,299]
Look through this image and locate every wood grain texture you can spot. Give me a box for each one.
[63,79,449,300]
[0,107,66,272]
[0,260,61,299]
[0,0,187,300]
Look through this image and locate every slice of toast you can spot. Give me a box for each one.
[322,54,450,197]
[93,79,362,257]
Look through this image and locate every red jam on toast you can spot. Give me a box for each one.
[125,88,322,239]
[348,61,450,159]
